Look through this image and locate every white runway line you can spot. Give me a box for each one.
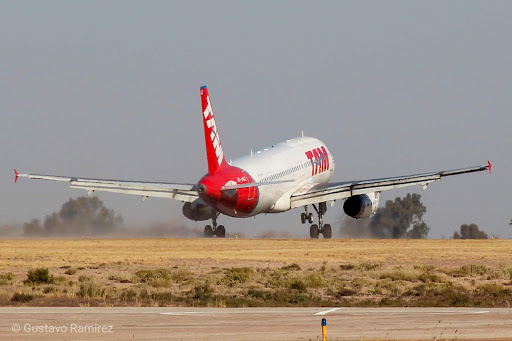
[471,311,489,314]
[314,308,341,315]
[160,312,203,316]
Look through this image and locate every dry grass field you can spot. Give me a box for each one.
[1,239,511,307]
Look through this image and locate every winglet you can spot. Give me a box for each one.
[487,160,492,174]
[14,169,19,183]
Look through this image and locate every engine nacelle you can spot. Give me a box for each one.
[182,200,216,221]
[343,192,380,219]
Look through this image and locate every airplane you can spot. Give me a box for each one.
[15,86,491,238]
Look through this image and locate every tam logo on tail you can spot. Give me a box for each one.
[203,96,224,166]
[201,86,227,174]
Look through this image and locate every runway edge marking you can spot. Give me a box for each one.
[314,308,341,315]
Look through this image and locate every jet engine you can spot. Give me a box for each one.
[343,192,380,219]
[182,200,216,221]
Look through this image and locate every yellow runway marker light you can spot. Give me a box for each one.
[322,318,327,341]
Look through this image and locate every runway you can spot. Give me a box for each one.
[1,307,511,340]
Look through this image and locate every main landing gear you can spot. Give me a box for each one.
[301,203,332,239]
[204,212,226,238]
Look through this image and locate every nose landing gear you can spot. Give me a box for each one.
[300,207,314,224]
[204,212,226,238]
[302,203,332,239]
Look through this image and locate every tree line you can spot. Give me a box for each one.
[23,196,122,237]
[17,195,492,239]
[453,224,488,239]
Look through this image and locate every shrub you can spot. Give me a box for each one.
[266,269,291,288]
[336,287,357,297]
[119,288,137,301]
[269,290,312,305]
[281,263,301,271]
[78,282,105,298]
[43,286,56,294]
[11,292,34,302]
[218,296,259,308]
[379,297,401,306]
[447,264,489,277]
[501,268,512,280]
[151,292,175,302]
[108,275,132,283]
[340,264,355,270]
[171,268,192,283]
[478,283,511,298]
[0,272,15,285]
[304,274,325,288]
[411,283,443,297]
[248,288,267,299]
[375,280,403,296]
[414,265,436,272]
[134,269,171,284]
[54,276,67,283]
[418,272,445,283]
[380,271,418,282]
[64,268,77,275]
[24,268,54,285]
[352,277,372,288]
[192,283,214,300]
[222,267,253,287]
[359,262,383,271]
[443,285,470,306]
[410,283,470,306]
[78,275,92,282]
[290,279,307,292]
[147,278,173,288]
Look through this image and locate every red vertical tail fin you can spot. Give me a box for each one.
[200,86,228,174]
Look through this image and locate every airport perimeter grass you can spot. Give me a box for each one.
[1,239,512,307]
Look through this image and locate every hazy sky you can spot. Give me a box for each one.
[2,1,510,238]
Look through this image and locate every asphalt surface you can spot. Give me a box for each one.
[0,307,511,340]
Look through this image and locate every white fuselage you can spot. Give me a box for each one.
[232,136,335,215]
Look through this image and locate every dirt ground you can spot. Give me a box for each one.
[1,239,511,308]
[1,238,510,270]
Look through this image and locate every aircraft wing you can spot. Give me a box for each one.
[14,170,198,202]
[290,162,491,208]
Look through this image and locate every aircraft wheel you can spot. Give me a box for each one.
[301,213,306,224]
[204,225,213,238]
[216,225,226,238]
[310,224,319,239]
[323,224,332,239]
[307,213,314,224]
